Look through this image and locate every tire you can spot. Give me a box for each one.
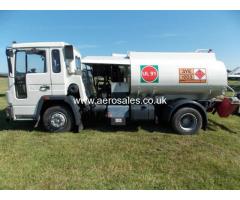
[171,107,202,135]
[43,106,74,132]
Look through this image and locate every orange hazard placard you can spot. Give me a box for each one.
[179,68,207,83]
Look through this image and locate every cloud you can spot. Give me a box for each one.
[146,33,178,39]
[113,40,127,45]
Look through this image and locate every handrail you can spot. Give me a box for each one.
[227,85,236,97]
[195,49,212,53]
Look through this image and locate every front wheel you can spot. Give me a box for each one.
[171,107,202,135]
[43,106,74,132]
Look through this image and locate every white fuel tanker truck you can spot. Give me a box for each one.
[5,42,240,134]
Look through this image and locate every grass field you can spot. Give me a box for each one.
[229,80,240,92]
[0,77,240,189]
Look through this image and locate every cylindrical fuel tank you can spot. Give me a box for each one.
[129,52,227,100]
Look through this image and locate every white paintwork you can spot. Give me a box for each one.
[82,51,217,66]
[82,56,130,65]
[128,51,217,61]
[7,48,52,119]
[228,74,240,79]
[10,42,69,49]
[50,47,65,96]
[129,52,227,100]
[6,42,88,120]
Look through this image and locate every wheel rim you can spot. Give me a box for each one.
[179,113,197,132]
[50,112,67,128]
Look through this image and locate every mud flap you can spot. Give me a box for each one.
[216,97,239,117]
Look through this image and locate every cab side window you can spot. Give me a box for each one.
[52,49,61,73]
[15,51,27,98]
[75,57,81,71]
[16,50,46,74]
[15,51,26,75]
[27,51,46,73]
[15,50,46,99]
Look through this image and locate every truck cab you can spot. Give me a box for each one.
[5,42,88,131]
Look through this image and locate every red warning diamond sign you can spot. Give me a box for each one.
[195,69,205,79]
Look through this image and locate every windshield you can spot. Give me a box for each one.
[82,64,96,97]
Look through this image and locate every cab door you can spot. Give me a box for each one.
[13,48,52,119]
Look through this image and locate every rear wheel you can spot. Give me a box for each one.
[171,107,202,135]
[43,106,74,132]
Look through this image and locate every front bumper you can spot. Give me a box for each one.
[5,106,13,121]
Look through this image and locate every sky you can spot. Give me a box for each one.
[0,10,240,72]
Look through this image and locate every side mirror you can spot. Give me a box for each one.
[6,49,13,75]
[64,45,74,60]
[6,49,13,57]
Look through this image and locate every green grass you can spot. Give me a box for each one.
[228,80,240,92]
[0,77,240,189]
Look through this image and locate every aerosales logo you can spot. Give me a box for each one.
[74,96,167,105]
[140,65,159,83]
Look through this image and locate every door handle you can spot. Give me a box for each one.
[40,85,50,91]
